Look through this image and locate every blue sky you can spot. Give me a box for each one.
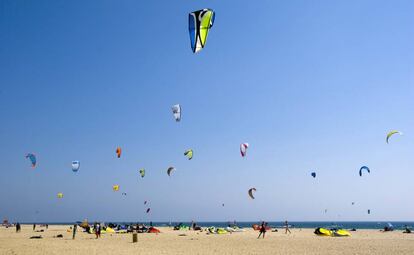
[0,0,413,223]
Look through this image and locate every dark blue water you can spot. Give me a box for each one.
[158,221,414,230]
[29,221,414,230]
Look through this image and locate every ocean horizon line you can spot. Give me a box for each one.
[12,221,414,230]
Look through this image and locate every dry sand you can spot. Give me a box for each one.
[1,225,414,255]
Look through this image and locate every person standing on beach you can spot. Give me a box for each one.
[33,224,36,231]
[284,220,291,234]
[72,224,77,240]
[16,222,21,233]
[93,222,98,238]
[257,221,267,239]
[95,223,101,239]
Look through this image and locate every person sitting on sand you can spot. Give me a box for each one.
[403,225,411,234]
[257,221,267,239]
[285,220,291,234]
[191,221,197,230]
[174,223,183,230]
[383,223,394,232]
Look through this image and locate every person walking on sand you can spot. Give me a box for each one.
[257,221,267,239]
[284,220,291,234]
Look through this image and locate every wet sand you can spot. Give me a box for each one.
[1,225,414,255]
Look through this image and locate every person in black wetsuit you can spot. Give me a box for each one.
[257,222,267,239]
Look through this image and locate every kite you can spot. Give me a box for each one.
[189,9,215,53]
[311,172,316,178]
[113,185,119,191]
[167,167,175,176]
[184,149,193,160]
[240,143,249,157]
[25,153,36,168]
[146,208,151,213]
[386,130,402,144]
[359,166,370,177]
[122,192,127,196]
[139,168,145,178]
[72,161,80,172]
[248,188,256,199]
[57,193,63,199]
[172,104,181,122]
[116,147,122,158]
[144,201,147,205]
[368,209,371,214]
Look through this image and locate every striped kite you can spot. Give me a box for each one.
[386,130,402,144]
[240,143,249,157]
[248,188,256,199]
[189,9,215,53]
[184,149,193,160]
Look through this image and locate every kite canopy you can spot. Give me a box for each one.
[359,166,370,177]
[167,167,175,176]
[240,143,249,157]
[113,185,119,191]
[57,193,63,199]
[25,153,36,168]
[144,200,147,205]
[116,147,122,158]
[184,149,193,160]
[368,209,371,214]
[139,169,145,178]
[248,188,256,199]
[72,161,80,172]
[386,130,402,144]
[172,104,181,122]
[189,9,215,53]
[311,172,316,178]
[146,208,151,213]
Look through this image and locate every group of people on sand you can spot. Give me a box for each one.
[14,223,48,233]
[257,221,291,239]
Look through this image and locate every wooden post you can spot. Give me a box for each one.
[132,233,138,243]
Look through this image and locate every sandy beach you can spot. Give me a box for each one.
[1,225,414,255]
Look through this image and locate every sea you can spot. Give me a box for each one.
[26,221,414,230]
